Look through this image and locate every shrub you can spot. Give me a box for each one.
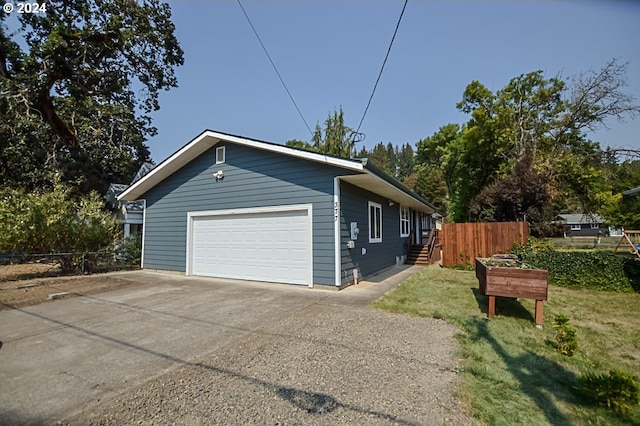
[451,262,475,271]
[576,369,639,414]
[0,177,120,271]
[513,244,636,292]
[552,314,578,356]
[115,235,142,265]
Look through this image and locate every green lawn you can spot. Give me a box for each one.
[373,267,640,426]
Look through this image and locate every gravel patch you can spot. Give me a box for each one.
[64,303,476,425]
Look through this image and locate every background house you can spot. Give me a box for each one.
[105,162,155,237]
[555,213,610,237]
[118,130,440,288]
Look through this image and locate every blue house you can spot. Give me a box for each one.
[118,130,439,288]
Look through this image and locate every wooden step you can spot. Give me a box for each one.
[405,229,440,265]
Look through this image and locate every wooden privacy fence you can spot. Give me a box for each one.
[441,222,529,267]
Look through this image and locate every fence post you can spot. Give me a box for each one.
[81,253,85,274]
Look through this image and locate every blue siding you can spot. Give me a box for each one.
[141,143,348,285]
[339,181,408,283]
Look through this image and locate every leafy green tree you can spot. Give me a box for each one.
[403,165,448,217]
[310,107,356,158]
[396,143,415,180]
[386,142,398,176]
[284,139,309,150]
[417,60,639,229]
[0,177,120,267]
[369,142,391,174]
[416,123,469,219]
[356,146,369,158]
[285,107,358,158]
[602,160,640,228]
[468,156,558,236]
[0,1,184,194]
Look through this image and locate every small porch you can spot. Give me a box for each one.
[405,211,441,265]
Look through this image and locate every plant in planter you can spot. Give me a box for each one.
[475,254,549,327]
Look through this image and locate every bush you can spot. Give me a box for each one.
[0,176,120,272]
[552,314,578,356]
[115,235,142,265]
[576,369,639,414]
[513,243,637,292]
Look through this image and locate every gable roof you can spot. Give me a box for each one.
[105,183,129,207]
[556,213,605,224]
[131,162,156,184]
[118,130,439,213]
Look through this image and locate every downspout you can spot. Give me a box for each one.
[140,199,147,269]
[334,177,341,287]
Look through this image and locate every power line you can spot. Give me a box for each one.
[354,0,408,138]
[236,0,313,136]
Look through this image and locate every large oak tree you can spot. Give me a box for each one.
[0,0,184,194]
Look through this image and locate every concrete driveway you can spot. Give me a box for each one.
[0,267,426,425]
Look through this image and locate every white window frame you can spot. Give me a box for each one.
[570,224,581,231]
[590,223,599,229]
[216,146,225,164]
[368,201,382,243]
[400,206,410,237]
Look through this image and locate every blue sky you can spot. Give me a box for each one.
[8,1,640,162]
[149,0,640,161]
[148,1,640,162]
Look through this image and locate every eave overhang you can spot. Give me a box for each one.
[118,130,363,201]
[117,130,440,214]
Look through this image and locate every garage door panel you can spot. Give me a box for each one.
[189,208,311,285]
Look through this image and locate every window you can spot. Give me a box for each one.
[368,201,382,243]
[216,146,225,164]
[421,213,431,230]
[590,223,600,229]
[571,224,581,231]
[400,206,410,237]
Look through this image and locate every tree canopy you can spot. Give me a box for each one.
[282,61,640,233]
[0,0,184,194]
[417,59,640,234]
[286,107,357,158]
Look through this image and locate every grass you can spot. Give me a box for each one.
[373,267,640,426]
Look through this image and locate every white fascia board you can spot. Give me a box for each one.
[119,130,364,201]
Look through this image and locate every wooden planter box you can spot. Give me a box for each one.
[475,257,548,326]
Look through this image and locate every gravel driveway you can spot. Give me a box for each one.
[3,267,477,425]
[65,305,474,426]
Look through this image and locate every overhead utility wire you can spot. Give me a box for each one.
[236,0,313,136]
[354,0,408,139]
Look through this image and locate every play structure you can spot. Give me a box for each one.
[614,230,640,259]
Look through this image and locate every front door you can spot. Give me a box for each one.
[414,211,421,245]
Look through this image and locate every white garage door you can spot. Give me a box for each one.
[188,206,312,286]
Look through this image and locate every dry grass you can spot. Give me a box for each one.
[0,262,61,281]
[0,273,147,310]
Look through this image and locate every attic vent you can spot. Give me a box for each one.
[216,146,225,164]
